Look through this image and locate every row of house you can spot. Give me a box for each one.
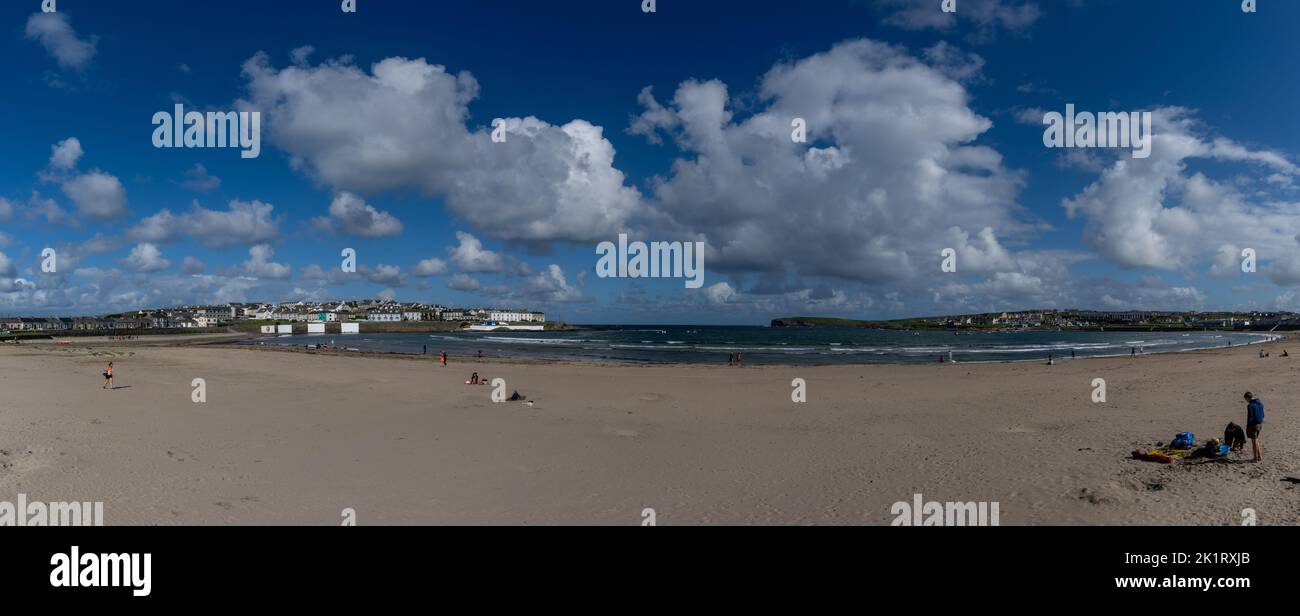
[0,316,187,331]
[919,309,1297,330]
[3,301,547,333]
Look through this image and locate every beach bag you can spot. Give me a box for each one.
[1170,432,1194,449]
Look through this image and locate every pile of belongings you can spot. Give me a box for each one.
[1132,432,1196,464]
[1132,431,1231,463]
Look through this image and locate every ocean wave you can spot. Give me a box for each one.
[248,329,1270,365]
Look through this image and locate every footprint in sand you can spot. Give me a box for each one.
[604,427,640,438]
[636,393,663,402]
[0,448,52,481]
[214,496,260,510]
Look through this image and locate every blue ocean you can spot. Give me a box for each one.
[240,326,1278,365]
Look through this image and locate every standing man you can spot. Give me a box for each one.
[1244,392,1264,462]
[440,351,447,367]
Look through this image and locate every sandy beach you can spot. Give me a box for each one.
[1,339,1297,525]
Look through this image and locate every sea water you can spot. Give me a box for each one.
[239,326,1276,366]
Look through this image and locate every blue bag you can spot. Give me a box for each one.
[1170,432,1195,449]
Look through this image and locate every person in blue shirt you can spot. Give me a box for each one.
[1244,392,1264,462]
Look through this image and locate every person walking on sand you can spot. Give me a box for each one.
[1244,392,1264,462]
[102,362,114,390]
[440,351,447,367]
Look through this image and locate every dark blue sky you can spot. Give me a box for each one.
[2,0,1299,323]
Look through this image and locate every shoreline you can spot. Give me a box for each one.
[211,331,1287,369]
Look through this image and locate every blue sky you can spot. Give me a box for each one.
[2,0,1299,324]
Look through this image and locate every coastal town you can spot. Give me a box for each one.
[0,301,546,334]
[917,309,1299,330]
[774,309,1300,331]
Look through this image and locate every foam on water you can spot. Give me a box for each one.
[245,326,1276,365]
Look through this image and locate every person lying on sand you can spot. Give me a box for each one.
[469,372,479,385]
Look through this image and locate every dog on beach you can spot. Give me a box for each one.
[1224,422,1247,452]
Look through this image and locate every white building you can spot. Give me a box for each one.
[402,312,424,322]
[489,310,546,323]
[370,314,402,322]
